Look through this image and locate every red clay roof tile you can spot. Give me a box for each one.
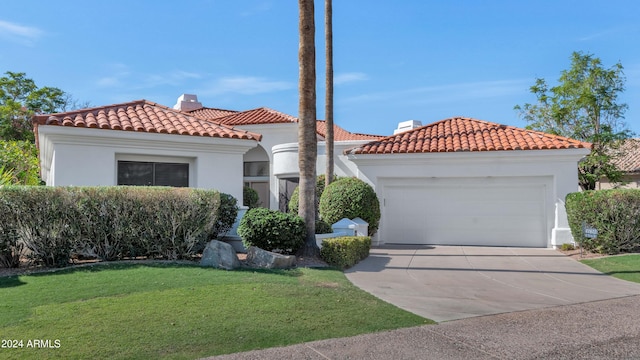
[207,107,298,126]
[612,138,640,173]
[315,120,384,141]
[346,117,591,155]
[188,107,238,119]
[33,100,261,141]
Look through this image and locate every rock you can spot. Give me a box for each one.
[245,246,296,269]
[200,240,241,270]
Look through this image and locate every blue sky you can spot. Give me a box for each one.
[1,0,639,137]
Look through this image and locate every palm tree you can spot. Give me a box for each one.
[324,0,334,188]
[297,0,319,257]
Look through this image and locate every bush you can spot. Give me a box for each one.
[288,174,337,215]
[0,186,223,267]
[566,189,640,254]
[315,220,333,234]
[9,186,78,267]
[0,140,41,185]
[0,188,22,267]
[237,208,306,254]
[212,193,238,238]
[320,236,371,269]
[319,177,381,236]
[243,186,261,208]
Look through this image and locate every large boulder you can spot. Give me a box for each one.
[200,240,241,270]
[246,246,296,269]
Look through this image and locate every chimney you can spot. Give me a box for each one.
[173,94,203,112]
[393,120,422,134]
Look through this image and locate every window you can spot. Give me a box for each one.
[117,161,189,187]
[243,161,269,177]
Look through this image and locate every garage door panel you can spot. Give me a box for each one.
[382,178,547,247]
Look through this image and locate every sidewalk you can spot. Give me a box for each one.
[206,295,640,360]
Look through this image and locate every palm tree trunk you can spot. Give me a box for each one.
[298,0,319,257]
[324,0,334,188]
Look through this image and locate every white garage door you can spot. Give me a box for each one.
[381,177,548,247]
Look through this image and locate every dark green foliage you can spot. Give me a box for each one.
[288,174,336,215]
[0,188,22,267]
[320,236,371,269]
[243,186,261,208]
[515,52,631,190]
[0,72,66,141]
[0,186,222,267]
[212,193,238,238]
[237,208,306,254]
[315,219,333,234]
[566,189,640,254]
[319,177,380,236]
[0,140,41,185]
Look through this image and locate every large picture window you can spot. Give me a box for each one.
[117,161,189,187]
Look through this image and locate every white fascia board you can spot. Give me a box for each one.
[37,126,259,154]
[347,148,591,166]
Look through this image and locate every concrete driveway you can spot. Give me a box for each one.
[345,245,640,322]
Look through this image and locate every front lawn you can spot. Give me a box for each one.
[0,263,431,359]
[581,254,640,284]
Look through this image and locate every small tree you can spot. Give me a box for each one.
[515,51,631,190]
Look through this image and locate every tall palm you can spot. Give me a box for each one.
[297,0,319,257]
[324,0,334,188]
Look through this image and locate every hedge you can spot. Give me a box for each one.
[320,236,371,269]
[0,186,228,267]
[237,207,306,254]
[566,189,640,254]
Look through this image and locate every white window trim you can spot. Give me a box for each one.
[115,154,196,187]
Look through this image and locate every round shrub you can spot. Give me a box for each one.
[237,208,306,254]
[288,174,337,214]
[212,193,238,239]
[243,186,261,209]
[319,177,381,236]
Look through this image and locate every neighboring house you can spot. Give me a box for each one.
[33,94,590,248]
[598,138,640,189]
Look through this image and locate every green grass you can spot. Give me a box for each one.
[581,254,640,283]
[0,263,431,359]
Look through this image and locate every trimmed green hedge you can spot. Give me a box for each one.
[319,177,380,236]
[320,236,371,269]
[237,207,306,254]
[0,186,228,267]
[566,189,640,254]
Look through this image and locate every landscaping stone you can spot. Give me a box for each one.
[245,246,296,269]
[200,240,241,270]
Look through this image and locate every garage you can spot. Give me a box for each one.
[345,117,591,248]
[380,177,550,247]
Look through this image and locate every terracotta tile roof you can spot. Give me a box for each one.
[33,100,261,141]
[315,120,384,141]
[188,107,238,119]
[612,138,640,173]
[346,117,591,155]
[187,104,385,141]
[210,107,298,126]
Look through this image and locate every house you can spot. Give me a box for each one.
[33,94,590,248]
[598,138,640,189]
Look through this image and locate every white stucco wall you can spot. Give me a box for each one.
[348,148,589,247]
[37,126,258,202]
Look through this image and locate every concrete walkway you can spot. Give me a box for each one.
[345,245,640,322]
